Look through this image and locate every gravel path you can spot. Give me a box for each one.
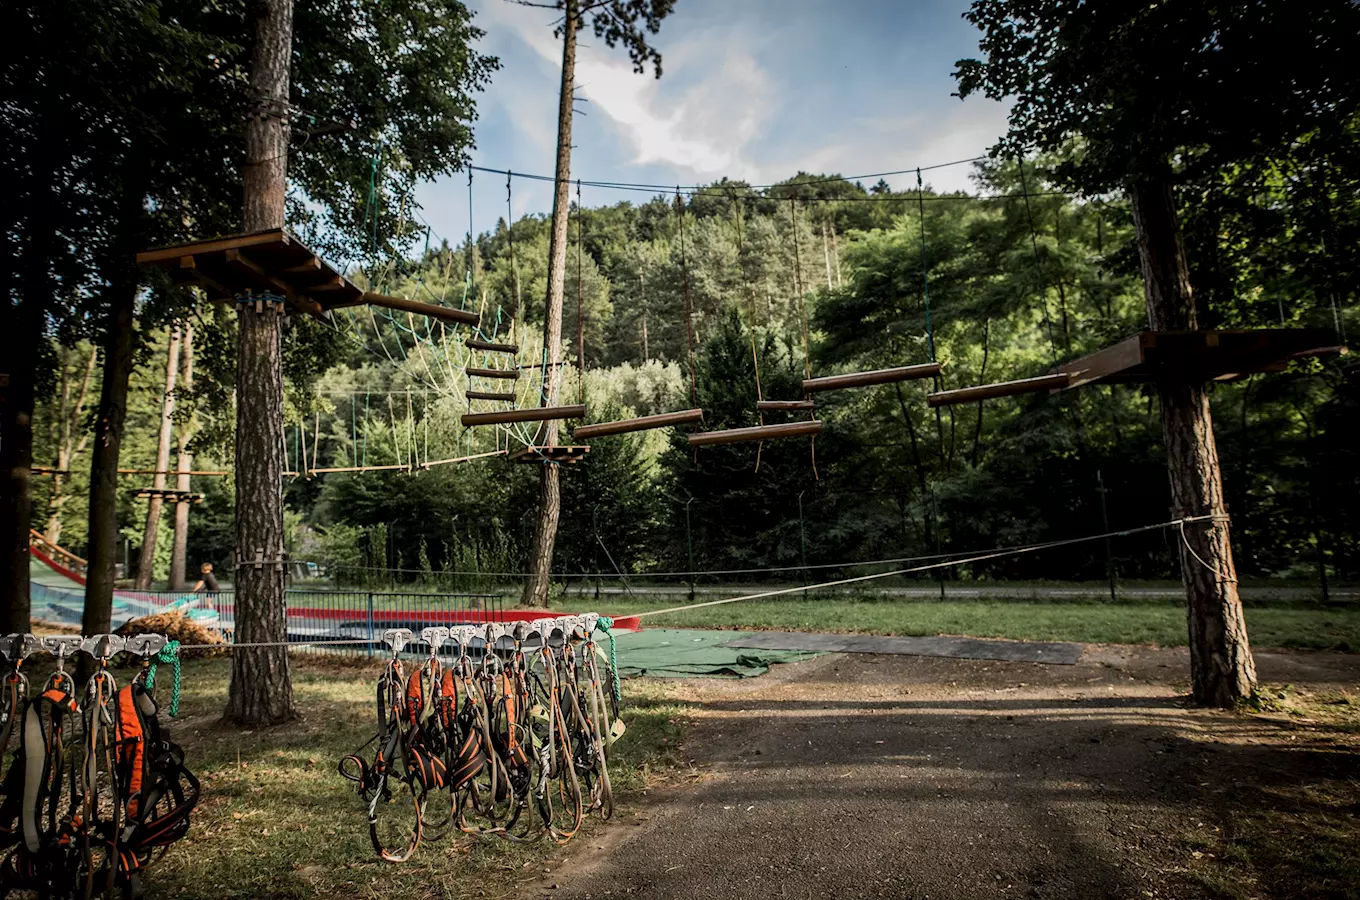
[536,645,1360,899]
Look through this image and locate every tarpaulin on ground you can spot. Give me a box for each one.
[613,628,821,679]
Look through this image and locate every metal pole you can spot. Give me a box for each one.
[1097,469,1117,603]
[685,496,696,603]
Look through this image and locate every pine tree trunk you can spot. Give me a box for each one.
[44,344,97,546]
[225,0,296,725]
[135,327,181,588]
[84,264,139,640]
[521,2,578,608]
[0,300,41,633]
[171,322,194,591]
[1129,174,1256,707]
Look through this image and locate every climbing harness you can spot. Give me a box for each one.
[0,631,197,899]
[338,615,622,861]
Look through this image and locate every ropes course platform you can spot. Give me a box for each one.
[510,445,591,464]
[136,228,480,326]
[928,329,1345,407]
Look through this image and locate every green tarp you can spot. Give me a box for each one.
[613,628,821,679]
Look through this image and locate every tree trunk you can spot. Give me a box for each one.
[135,326,181,588]
[0,301,42,633]
[84,257,140,640]
[521,2,578,608]
[226,0,296,725]
[171,322,194,591]
[1129,174,1256,707]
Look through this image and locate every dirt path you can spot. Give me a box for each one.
[538,646,1359,899]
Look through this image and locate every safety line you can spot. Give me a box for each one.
[623,515,1222,619]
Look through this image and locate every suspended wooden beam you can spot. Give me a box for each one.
[361,292,479,326]
[118,468,229,476]
[573,408,703,440]
[419,450,509,469]
[461,405,586,427]
[689,420,823,447]
[757,400,815,412]
[466,338,519,353]
[927,373,1072,408]
[307,464,408,475]
[802,363,942,394]
[131,488,204,503]
[1057,329,1343,388]
[466,390,516,402]
[467,367,519,380]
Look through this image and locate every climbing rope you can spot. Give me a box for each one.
[144,639,183,717]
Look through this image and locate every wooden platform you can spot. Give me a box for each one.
[1057,329,1342,388]
[132,488,204,503]
[136,229,479,326]
[510,446,591,464]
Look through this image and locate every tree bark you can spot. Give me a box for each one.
[135,326,181,588]
[521,2,578,608]
[1129,174,1256,707]
[84,252,140,640]
[225,0,296,725]
[171,322,194,591]
[0,301,42,633]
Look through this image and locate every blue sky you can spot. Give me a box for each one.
[414,0,1009,244]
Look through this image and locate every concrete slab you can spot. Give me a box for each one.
[721,630,1084,665]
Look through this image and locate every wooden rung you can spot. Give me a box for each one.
[927,373,1072,407]
[467,390,516,402]
[466,339,519,353]
[362,292,479,326]
[467,367,519,380]
[461,405,587,427]
[688,420,823,447]
[757,400,815,412]
[573,409,704,440]
[802,363,942,393]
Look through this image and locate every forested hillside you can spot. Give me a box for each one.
[34,159,1357,587]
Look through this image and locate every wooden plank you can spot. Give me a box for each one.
[419,450,509,469]
[802,363,941,393]
[461,405,586,427]
[176,257,234,301]
[466,338,519,353]
[467,390,516,402]
[573,408,704,440]
[757,400,815,412]
[510,446,591,464]
[467,367,519,380]
[136,229,288,266]
[1057,333,1148,388]
[688,420,823,447]
[225,249,327,318]
[280,257,322,275]
[362,292,479,326]
[927,373,1072,408]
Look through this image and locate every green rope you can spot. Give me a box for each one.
[145,640,182,717]
[596,617,621,704]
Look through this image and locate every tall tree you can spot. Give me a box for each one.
[520,0,677,607]
[135,326,181,588]
[171,321,195,590]
[955,0,1360,705]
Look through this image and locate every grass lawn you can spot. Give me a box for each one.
[569,596,1360,651]
[145,656,687,899]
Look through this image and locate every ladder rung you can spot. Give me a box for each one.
[467,390,516,402]
[466,339,519,353]
[467,367,519,380]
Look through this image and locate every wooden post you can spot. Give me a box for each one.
[170,322,194,591]
[522,0,577,608]
[226,0,297,725]
[1130,174,1255,707]
[135,327,181,588]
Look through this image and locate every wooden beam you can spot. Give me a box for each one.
[688,420,823,447]
[136,229,288,266]
[419,450,509,469]
[802,363,942,393]
[573,408,704,440]
[280,256,322,275]
[461,405,586,427]
[225,249,325,318]
[361,292,479,326]
[176,256,234,300]
[467,390,516,402]
[757,400,815,412]
[927,373,1072,408]
[306,276,348,292]
[466,338,519,353]
[1057,334,1147,388]
[467,367,519,380]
